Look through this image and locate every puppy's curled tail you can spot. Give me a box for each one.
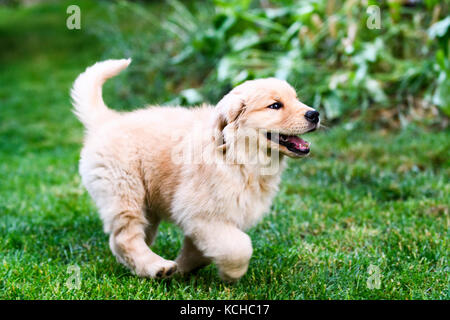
[71,58,131,130]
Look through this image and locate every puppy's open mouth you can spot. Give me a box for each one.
[266,132,310,155]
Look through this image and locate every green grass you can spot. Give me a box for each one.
[0,1,448,300]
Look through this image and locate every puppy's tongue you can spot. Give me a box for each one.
[280,134,310,151]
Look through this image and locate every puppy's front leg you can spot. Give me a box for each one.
[188,222,253,281]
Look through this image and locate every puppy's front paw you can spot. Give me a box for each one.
[140,260,178,278]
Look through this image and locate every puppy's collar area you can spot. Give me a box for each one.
[266,132,310,155]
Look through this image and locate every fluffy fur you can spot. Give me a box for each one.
[72,59,319,281]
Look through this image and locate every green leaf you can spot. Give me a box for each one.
[323,94,344,120]
[428,16,450,39]
[229,30,260,52]
[239,11,285,32]
[217,57,232,81]
[435,49,448,73]
[432,72,450,115]
[276,50,299,80]
[180,88,203,105]
[365,79,387,104]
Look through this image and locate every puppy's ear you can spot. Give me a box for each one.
[212,112,227,151]
[213,91,245,151]
[214,91,246,128]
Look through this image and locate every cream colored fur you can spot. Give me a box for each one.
[72,59,318,281]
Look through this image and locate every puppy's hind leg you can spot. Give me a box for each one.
[176,236,211,275]
[144,213,161,247]
[84,164,176,278]
[109,208,177,278]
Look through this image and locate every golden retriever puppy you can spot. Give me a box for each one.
[71,59,320,281]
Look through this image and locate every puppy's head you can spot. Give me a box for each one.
[214,78,319,158]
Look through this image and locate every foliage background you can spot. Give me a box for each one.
[93,0,449,128]
[0,0,448,300]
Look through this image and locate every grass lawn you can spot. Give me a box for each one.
[0,1,448,299]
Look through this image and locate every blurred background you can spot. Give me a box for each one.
[94,0,450,129]
[1,0,449,126]
[0,0,449,299]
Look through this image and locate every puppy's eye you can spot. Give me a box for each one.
[267,102,283,110]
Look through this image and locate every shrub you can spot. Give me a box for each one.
[93,0,449,127]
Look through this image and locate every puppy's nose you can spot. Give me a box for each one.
[304,110,320,124]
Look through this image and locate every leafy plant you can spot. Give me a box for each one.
[428,16,450,116]
[93,0,449,127]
